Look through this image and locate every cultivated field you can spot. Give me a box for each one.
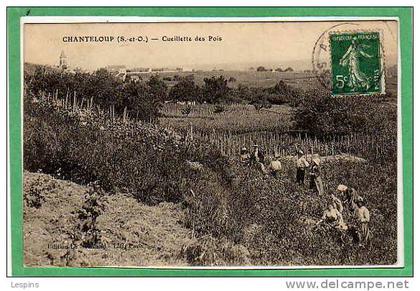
[159,98,396,160]
[160,103,293,133]
[140,70,321,89]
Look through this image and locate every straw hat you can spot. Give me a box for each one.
[337,184,348,192]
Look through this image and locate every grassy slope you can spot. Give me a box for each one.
[24,172,194,267]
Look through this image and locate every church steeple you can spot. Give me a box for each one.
[59,50,68,69]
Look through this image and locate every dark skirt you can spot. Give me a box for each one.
[296,168,305,184]
[309,175,316,189]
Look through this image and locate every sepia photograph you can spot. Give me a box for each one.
[22,19,401,268]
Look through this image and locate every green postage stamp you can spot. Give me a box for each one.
[329,31,384,96]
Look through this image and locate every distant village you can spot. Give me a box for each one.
[56,50,186,77]
[54,50,311,81]
[103,65,186,81]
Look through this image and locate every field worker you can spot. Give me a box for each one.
[267,156,282,178]
[316,202,348,231]
[251,145,267,174]
[240,146,250,164]
[309,157,324,195]
[331,194,344,213]
[337,185,362,212]
[252,145,265,163]
[296,150,309,185]
[355,199,371,245]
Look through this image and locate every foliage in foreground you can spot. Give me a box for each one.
[24,98,229,206]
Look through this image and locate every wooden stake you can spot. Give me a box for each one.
[73,91,77,112]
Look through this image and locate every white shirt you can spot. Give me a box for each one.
[356,206,370,223]
[270,160,282,171]
[296,156,309,168]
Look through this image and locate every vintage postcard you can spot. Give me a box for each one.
[13,12,410,274]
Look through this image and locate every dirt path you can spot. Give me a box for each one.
[24,172,194,267]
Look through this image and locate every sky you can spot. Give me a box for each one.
[24,20,398,71]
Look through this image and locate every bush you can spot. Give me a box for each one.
[202,76,231,104]
[234,82,299,106]
[169,77,201,102]
[293,91,397,138]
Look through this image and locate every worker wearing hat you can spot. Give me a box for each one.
[239,146,250,164]
[309,156,324,195]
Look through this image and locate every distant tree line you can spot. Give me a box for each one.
[255,66,294,72]
[25,64,306,121]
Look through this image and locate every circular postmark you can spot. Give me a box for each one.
[312,23,360,91]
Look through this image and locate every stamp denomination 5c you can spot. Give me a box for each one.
[329,31,384,96]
